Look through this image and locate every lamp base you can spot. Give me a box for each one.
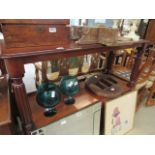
[44,108,57,117]
[64,96,75,105]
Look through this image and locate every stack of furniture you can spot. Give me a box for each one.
[145,62,155,106]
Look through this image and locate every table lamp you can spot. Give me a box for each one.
[60,75,80,105]
[36,82,61,117]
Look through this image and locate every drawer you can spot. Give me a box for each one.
[1,24,70,48]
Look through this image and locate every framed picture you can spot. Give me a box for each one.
[104,90,137,135]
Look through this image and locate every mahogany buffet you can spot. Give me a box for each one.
[0,19,150,134]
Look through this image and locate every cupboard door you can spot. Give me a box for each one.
[2,25,69,48]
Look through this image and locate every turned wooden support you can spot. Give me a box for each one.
[11,78,34,134]
[5,59,34,134]
[129,44,147,87]
[105,50,115,74]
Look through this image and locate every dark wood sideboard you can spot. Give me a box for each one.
[0,19,150,134]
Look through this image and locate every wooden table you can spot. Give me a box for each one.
[0,39,150,134]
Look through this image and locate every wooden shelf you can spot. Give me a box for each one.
[0,40,149,59]
[28,78,130,130]
[29,82,100,129]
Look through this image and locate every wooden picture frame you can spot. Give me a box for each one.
[104,90,137,135]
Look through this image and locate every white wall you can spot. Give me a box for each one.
[0,32,4,39]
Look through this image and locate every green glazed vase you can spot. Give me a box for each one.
[36,82,61,116]
[60,76,80,104]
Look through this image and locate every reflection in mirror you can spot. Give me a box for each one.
[33,53,107,88]
[46,59,60,81]
[70,19,148,40]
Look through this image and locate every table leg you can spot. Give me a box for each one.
[104,50,115,74]
[12,77,34,134]
[5,59,34,134]
[129,44,146,87]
